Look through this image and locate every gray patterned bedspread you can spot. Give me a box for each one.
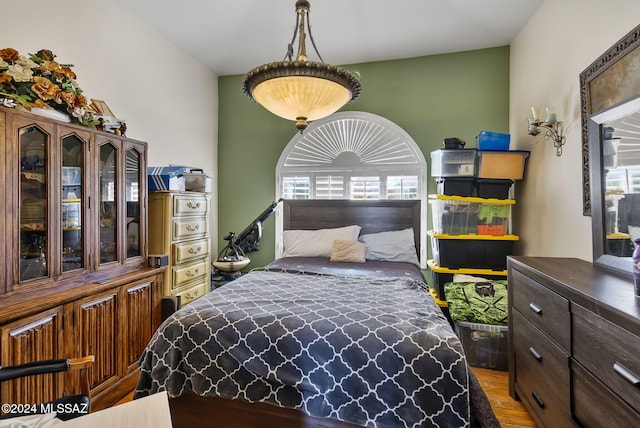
[135,259,491,427]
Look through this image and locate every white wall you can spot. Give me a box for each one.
[0,0,219,249]
[509,0,640,260]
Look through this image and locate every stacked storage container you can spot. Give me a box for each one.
[428,132,528,370]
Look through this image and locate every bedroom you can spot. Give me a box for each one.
[1,0,639,426]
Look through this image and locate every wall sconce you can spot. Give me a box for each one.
[528,106,566,156]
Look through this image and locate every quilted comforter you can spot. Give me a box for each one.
[135,258,494,427]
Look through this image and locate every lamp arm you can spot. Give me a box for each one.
[234,199,283,253]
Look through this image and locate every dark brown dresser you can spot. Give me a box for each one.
[508,256,640,427]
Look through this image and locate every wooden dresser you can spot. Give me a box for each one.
[148,191,211,306]
[508,256,640,427]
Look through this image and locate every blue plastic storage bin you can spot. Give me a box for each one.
[477,131,510,151]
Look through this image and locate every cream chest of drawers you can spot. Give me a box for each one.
[508,257,640,428]
[148,191,211,306]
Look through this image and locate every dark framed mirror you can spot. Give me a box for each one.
[581,23,640,277]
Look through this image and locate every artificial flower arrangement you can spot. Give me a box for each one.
[0,48,98,127]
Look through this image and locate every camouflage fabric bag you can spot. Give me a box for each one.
[445,280,508,325]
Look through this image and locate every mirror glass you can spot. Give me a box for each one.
[591,96,640,275]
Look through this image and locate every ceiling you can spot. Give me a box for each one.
[116,0,544,77]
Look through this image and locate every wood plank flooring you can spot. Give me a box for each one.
[116,368,536,427]
[471,367,537,427]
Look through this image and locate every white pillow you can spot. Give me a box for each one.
[283,225,362,258]
[359,228,420,266]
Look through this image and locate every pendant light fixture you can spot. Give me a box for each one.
[241,0,361,133]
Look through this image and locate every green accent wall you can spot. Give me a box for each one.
[218,46,510,269]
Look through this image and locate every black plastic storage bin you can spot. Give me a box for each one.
[436,177,476,196]
[430,235,517,270]
[428,261,507,300]
[476,179,514,199]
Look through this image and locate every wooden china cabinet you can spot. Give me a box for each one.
[0,105,164,411]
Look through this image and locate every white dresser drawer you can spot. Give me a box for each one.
[172,258,209,288]
[173,238,209,264]
[173,194,209,217]
[172,217,209,241]
[172,281,208,307]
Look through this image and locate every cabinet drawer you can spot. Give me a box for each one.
[172,282,207,307]
[573,304,640,414]
[573,361,640,427]
[512,310,570,385]
[172,258,209,288]
[173,239,209,264]
[173,194,209,217]
[510,269,570,351]
[172,218,209,241]
[512,310,571,427]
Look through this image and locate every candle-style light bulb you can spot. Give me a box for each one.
[528,118,540,135]
[544,107,557,124]
[530,106,542,123]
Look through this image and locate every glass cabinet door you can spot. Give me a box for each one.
[19,126,48,281]
[125,148,141,258]
[61,135,86,272]
[99,143,118,264]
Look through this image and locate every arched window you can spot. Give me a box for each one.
[275,111,428,265]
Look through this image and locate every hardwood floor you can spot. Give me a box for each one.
[471,367,537,428]
[115,368,536,427]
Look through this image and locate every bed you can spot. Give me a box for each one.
[135,200,499,427]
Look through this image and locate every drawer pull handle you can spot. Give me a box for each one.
[528,303,542,315]
[186,224,200,232]
[613,362,640,387]
[529,346,542,362]
[188,247,202,254]
[187,202,201,209]
[531,391,545,408]
[186,269,200,277]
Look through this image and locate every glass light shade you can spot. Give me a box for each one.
[243,60,360,132]
[253,76,351,120]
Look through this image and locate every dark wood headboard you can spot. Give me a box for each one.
[280,199,424,263]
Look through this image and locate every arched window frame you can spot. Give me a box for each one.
[275,112,429,267]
